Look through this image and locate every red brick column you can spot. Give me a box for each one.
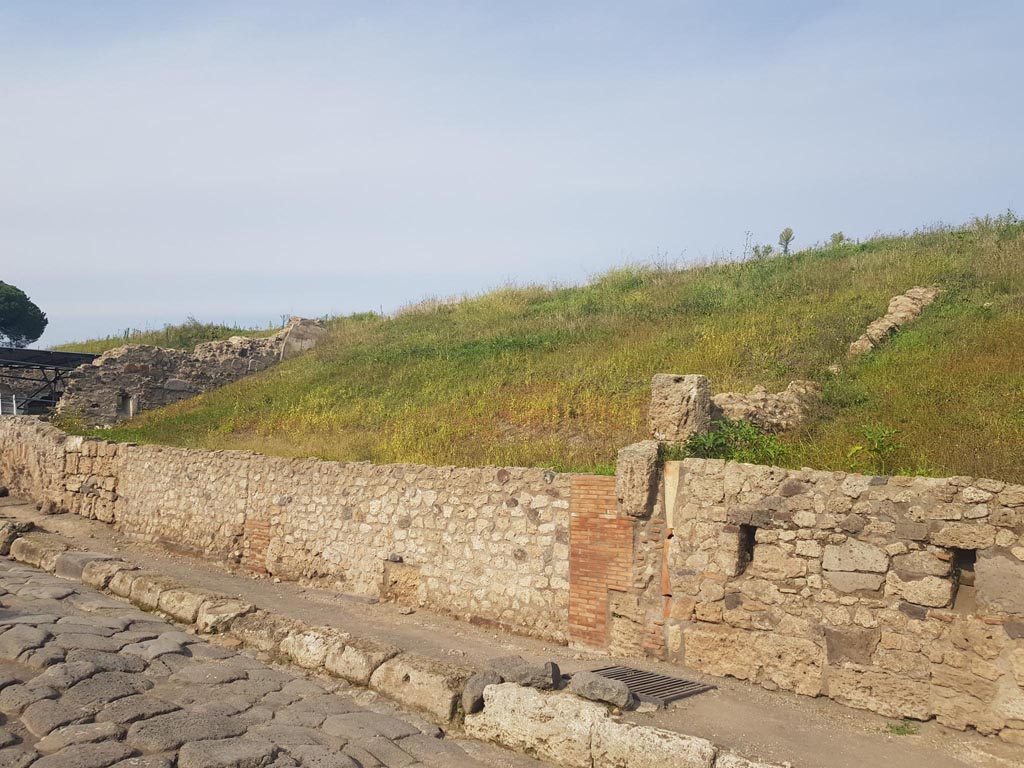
[242,519,270,574]
[569,474,634,648]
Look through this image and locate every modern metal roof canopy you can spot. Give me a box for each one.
[0,347,98,414]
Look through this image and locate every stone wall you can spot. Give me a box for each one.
[0,417,573,642]
[651,459,1024,742]
[54,318,327,425]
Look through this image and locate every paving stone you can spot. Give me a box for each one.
[51,634,127,653]
[0,729,16,748]
[49,623,118,638]
[194,696,255,718]
[186,644,236,661]
[278,680,326,699]
[272,697,359,728]
[356,736,417,768]
[396,734,481,768]
[177,737,278,768]
[36,722,126,754]
[64,672,154,708]
[66,650,147,674]
[340,745,383,768]
[96,695,180,725]
[21,698,97,737]
[112,632,162,648]
[284,746,359,768]
[17,586,77,601]
[169,662,248,686]
[57,617,132,632]
[127,712,247,752]
[260,691,303,709]
[215,680,283,704]
[0,674,18,692]
[28,661,100,691]
[19,645,67,669]
[236,707,274,726]
[0,613,59,627]
[0,683,58,714]
[109,756,176,768]
[121,638,186,661]
[31,741,135,768]
[0,747,39,768]
[249,725,328,748]
[0,624,51,659]
[64,595,130,614]
[321,713,420,742]
[143,654,192,679]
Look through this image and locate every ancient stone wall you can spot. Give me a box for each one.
[55,318,327,425]
[653,459,1024,742]
[0,417,573,642]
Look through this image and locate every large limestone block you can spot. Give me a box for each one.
[975,553,1024,614]
[822,539,888,573]
[464,684,605,768]
[157,587,219,625]
[280,627,349,670]
[884,572,953,608]
[324,636,401,686]
[929,522,997,550]
[229,611,306,654]
[368,653,473,724]
[826,667,931,719]
[195,598,254,634]
[591,720,716,768]
[9,535,68,572]
[615,441,660,518]
[648,374,711,441]
[80,560,135,591]
[823,570,884,594]
[128,573,183,612]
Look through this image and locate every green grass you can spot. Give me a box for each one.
[886,720,920,736]
[68,213,1024,481]
[52,318,282,355]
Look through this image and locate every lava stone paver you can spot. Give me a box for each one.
[0,562,488,768]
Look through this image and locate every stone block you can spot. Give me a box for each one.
[53,553,115,582]
[10,535,68,571]
[461,670,502,716]
[826,667,931,720]
[567,671,632,708]
[80,560,135,591]
[884,572,953,608]
[229,612,304,654]
[464,684,605,768]
[195,598,254,634]
[824,627,879,666]
[178,736,278,768]
[280,627,348,670]
[649,374,711,441]
[368,653,473,724]
[323,636,399,686]
[822,539,888,573]
[975,553,1024,614]
[615,441,660,518]
[892,550,950,578]
[823,570,884,594]
[930,523,997,550]
[591,720,716,768]
[156,588,218,624]
[128,574,183,612]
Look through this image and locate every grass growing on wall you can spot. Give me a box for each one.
[52,318,282,355]
[71,214,1024,482]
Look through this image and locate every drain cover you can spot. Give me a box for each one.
[590,666,714,707]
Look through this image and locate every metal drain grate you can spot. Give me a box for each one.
[590,666,714,707]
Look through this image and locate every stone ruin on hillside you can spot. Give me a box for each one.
[54,317,327,426]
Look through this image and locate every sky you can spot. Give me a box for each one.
[2,1,1021,346]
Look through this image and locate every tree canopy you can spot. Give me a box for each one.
[0,282,48,348]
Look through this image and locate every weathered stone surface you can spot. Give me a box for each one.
[121,636,184,661]
[567,671,632,708]
[35,722,125,754]
[320,712,420,741]
[848,286,941,356]
[127,712,247,752]
[823,570,884,594]
[715,755,788,768]
[66,650,146,674]
[283,746,358,768]
[369,654,473,724]
[156,588,216,624]
[822,540,888,573]
[10,535,68,571]
[591,719,716,768]
[649,374,711,441]
[109,757,175,768]
[975,553,1024,614]
[0,624,51,659]
[54,553,116,582]
[891,550,950,578]
[80,560,135,591]
[884,572,953,608]
[106,570,141,599]
[464,684,604,768]
[168,662,247,686]
[64,672,153,709]
[323,636,399,686]
[615,441,661,518]
[178,737,278,768]
[487,657,561,690]
[31,742,134,768]
[0,521,33,555]
[196,599,254,635]
[21,698,96,737]
[824,627,879,666]
[461,670,502,715]
[712,380,822,434]
[826,667,931,719]
[279,627,347,670]
[930,522,997,550]
[0,748,39,768]
[128,574,182,612]
[96,695,179,725]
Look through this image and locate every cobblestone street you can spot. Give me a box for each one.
[0,561,528,768]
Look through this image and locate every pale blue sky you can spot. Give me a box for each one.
[2,1,1020,345]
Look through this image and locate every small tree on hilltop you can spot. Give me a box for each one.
[778,227,795,255]
[0,282,48,347]
[830,231,846,246]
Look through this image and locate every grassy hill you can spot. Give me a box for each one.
[70,214,1024,482]
[52,319,281,355]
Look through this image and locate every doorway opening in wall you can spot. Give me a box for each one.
[952,548,977,613]
[115,392,136,421]
[738,524,757,575]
